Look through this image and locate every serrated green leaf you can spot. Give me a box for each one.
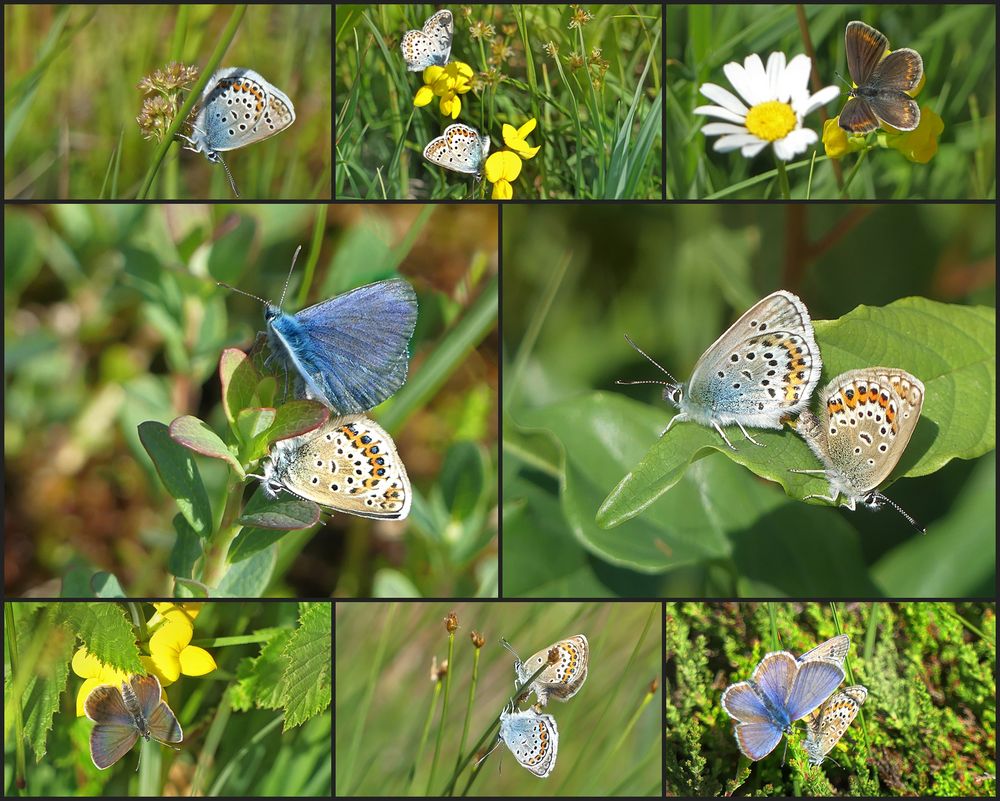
[280,603,331,729]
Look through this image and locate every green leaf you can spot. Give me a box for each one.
[91,572,127,597]
[138,421,213,538]
[214,547,276,597]
[372,569,422,597]
[228,527,288,563]
[169,514,204,580]
[220,347,263,425]
[600,298,996,527]
[238,489,321,531]
[169,415,245,478]
[279,602,332,729]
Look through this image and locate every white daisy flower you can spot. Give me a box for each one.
[694,52,840,161]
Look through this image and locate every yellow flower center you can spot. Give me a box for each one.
[744,101,797,142]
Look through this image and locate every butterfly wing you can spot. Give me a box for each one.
[267,278,418,415]
[866,49,922,130]
[401,10,453,70]
[130,674,183,744]
[195,68,269,152]
[839,95,880,134]
[500,710,558,778]
[784,657,844,723]
[798,634,850,667]
[844,21,889,87]
[85,684,139,769]
[684,291,821,427]
[518,635,589,705]
[733,721,783,761]
[264,415,411,519]
[721,681,772,723]
[424,124,486,175]
[804,685,868,765]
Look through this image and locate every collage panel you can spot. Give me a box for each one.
[666,4,996,200]
[3,204,498,599]
[2,600,332,795]
[3,4,332,200]
[665,601,996,797]
[335,4,663,200]
[334,601,662,797]
[502,203,995,598]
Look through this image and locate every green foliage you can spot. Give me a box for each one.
[666,4,996,199]
[336,3,663,199]
[3,601,332,795]
[4,204,498,597]
[665,602,996,797]
[502,204,996,597]
[335,602,661,796]
[3,5,331,199]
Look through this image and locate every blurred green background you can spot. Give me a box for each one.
[4,204,498,598]
[666,4,996,199]
[335,601,661,796]
[4,600,331,797]
[335,4,662,199]
[4,4,331,199]
[666,601,996,797]
[502,203,995,598]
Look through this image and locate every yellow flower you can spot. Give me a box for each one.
[502,118,541,159]
[822,118,865,160]
[413,61,474,120]
[888,106,944,164]
[148,617,217,683]
[484,150,522,200]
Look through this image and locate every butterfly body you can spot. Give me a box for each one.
[804,685,868,765]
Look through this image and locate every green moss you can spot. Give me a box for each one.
[665,602,996,796]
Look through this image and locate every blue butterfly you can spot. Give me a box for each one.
[721,651,845,761]
[265,277,418,414]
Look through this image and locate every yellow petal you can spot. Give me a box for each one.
[517,118,537,137]
[454,61,474,78]
[180,645,218,676]
[413,85,434,107]
[491,180,513,200]
[423,65,444,83]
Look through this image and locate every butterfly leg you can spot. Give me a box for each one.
[659,412,686,438]
[736,421,765,447]
[711,421,738,451]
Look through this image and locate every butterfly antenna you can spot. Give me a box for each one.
[216,152,240,198]
[216,282,269,306]
[499,636,520,660]
[617,333,679,386]
[278,245,304,309]
[474,736,504,769]
[874,492,927,534]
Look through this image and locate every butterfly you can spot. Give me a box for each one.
[181,67,295,197]
[256,414,411,520]
[84,674,183,770]
[619,291,821,451]
[401,10,454,71]
[840,21,923,134]
[423,124,491,178]
[803,685,868,766]
[497,703,558,778]
[501,634,588,707]
[721,651,844,761]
